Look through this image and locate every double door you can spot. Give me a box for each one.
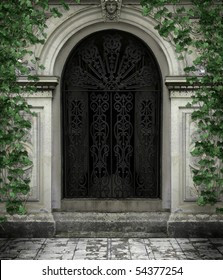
[63,30,161,199]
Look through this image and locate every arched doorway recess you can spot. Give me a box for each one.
[62,30,162,200]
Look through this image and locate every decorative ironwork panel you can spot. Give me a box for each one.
[113,92,134,198]
[89,92,111,197]
[135,91,159,197]
[63,30,161,199]
[63,92,88,197]
[64,31,159,91]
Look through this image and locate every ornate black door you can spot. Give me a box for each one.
[62,30,161,199]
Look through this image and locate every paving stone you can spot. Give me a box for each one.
[110,253,131,260]
[84,239,108,259]
[144,244,156,259]
[72,239,93,259]
[209,238,223,244]
[41,248,67,254]
[215,245,223,254]
[0,253,19,259]
[73,250,89,259]
[184,250,202,259]
[44,238,69,246]
[85,251,108,260]
[153,251,175,260]
[177,242,196,251]
[170,239,182,247]
[8,243,43,251]
[0,239,10,248]
[150,240,174,254]
[189,238,208,241]
[0,256,17,260]
[174,253,187,260]
[128,239,148,259]
[110,238,131,260]
[17,250,39,260]
[61,253,74,260]
[176,238,191,243]
[0,238,223,260]
[197,250,223,260]
[86,238,108,252]
[37,254,63,260]
[191,242,214,249]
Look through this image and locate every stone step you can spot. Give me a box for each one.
[0,213,55,238]
[53,212,170,238]
[168,213,223,238]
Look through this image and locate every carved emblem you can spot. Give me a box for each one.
[101,0,122,21]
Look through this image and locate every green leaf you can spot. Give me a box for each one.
[197,196,206,206]
[0,0,74,216]
[9,192,16,199]
[18,205,27,215]
[0,217,7,223]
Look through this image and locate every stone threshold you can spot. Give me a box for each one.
[0,213,55,238]
[0,212,223,238]
[54,212,170,238]
[168,213,223,238]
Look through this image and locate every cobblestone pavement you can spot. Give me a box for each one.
[0,238,223,260]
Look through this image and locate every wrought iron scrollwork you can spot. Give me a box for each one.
[65,94,88,197]
[113,92,134,197]
[64,32,159,91]
[90,92,110,197]
[135,93,158,197]
[63,30,161,198]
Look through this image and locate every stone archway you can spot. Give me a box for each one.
[37,6,180,211]
[4,2,220,238]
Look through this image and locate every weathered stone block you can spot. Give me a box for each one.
[0,213,55,238]
[53,212,170,237]
[168,213,223,237]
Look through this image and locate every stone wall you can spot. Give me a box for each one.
[166,77,223,214]
[1,1,222,222]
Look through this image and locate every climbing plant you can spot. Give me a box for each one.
[0,0,76,221]
[141,0,223,209]
[1,0,223,221]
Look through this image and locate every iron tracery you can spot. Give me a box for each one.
[63,30,161,198]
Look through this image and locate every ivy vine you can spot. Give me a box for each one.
[0,0,76,222]
[1,0,223,222]
[141,0,223,209]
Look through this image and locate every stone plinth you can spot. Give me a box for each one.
[0,213,55,238]
[168,213,223,238]
[53,212,170,238]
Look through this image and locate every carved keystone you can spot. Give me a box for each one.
[101,0,122,22]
